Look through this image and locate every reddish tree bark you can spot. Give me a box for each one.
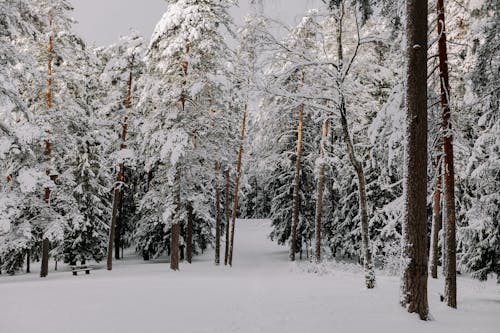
[429,156,442,279]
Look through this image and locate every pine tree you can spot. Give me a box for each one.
[139,0,235,269]
[400,0,429,320]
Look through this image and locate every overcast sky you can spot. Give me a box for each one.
[72,0,323,47]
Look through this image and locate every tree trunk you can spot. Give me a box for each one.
[40,239,49,278]
[290,103,304,262]
[314,119,329,262]
[401,0,429,320]
[214,162,221,265]
[429,157,442,279]
[186,204,193,264]
[170,171,181,271]
[339,97,375,289]
[114,188,123,260]
[224,169,231,265]
[228,105,248,266]
[41,15,54,279]
[107,57,134,271]
[170,223,180,270]
[107,183,121,270]
[26,251,30,274]
[437,0,457,309]
[333,7,374,286]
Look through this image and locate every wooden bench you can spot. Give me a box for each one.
[70,265,93,276]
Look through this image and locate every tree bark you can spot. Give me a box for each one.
[339,98,375,289]
[40,239,49,278]
[26,251,30,274]
[107,183,121,270]
[401,0,429,320]
[314,119,329,262]
[186,204,193,264]
[224,169,231,265]
[107,57,134,271]
[214,162,221,265]
[290,102,304,262]
[429,157,442,279]
[228,105,247,266]
[170,171,181,271]
[40,14,54,279]
[437,0,457,309]
[333,7,374,286]
[115,187,124,260]
[170,223,180,270]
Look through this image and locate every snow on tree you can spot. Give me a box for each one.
[137,0,236,269]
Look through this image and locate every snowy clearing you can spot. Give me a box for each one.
[1,219,499,333]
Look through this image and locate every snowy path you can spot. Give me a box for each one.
[1,219,499,333]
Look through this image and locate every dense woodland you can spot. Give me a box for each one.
[0,0,498,321]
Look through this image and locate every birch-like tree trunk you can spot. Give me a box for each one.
[228,105,247,266]
[437,0,457,309]
[334,6,375,288]
[401,0,429,320]
[339,98,375,289]
[314,119,329,262]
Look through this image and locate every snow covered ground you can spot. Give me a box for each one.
[1,219,499,333]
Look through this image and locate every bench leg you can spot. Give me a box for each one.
[73,271,77,276]
[85,270,90,274]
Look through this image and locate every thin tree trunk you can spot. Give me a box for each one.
[214,162,221,265]
[186,204,193,264]
[335,4,374,287]
[41,14,54,279]
[290,102,304,262]
[26,251,30,274]
[115,189,123,260]
[429,157,442,279]
[170,171,181,271]
[314,119,329,262]
[107,183,121,270]
[401,0,429,320]
[228,105,248,266]
[437,0,457,309]
[107,57,134,271]
[339,98,375,289]
[224,169,231,265]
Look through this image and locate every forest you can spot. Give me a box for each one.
[0,0,499,330]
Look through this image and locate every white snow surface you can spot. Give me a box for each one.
[0,219,499,333]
